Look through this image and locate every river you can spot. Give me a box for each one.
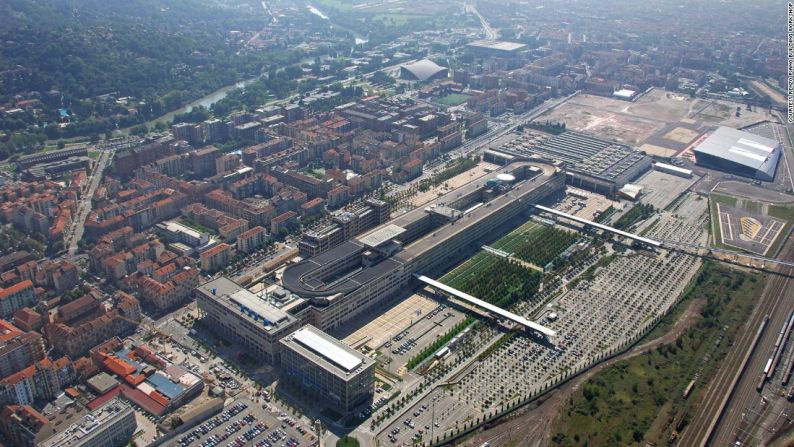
[307,4,369,45]
[150,79,256,125]
[122,4,364,135]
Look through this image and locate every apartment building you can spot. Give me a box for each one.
[0,357,74,406]
[236,226,268,254]
[0,321,46,379]
[199,243,232,273]
[0,280,36,319]
[0,404,54,447]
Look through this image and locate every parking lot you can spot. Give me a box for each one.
[377,299,468,375]
[343,293,442,351]
[635,170,699,210]
[376,194,710,446]
[715,201,787,255]
[170,399,312,447]
[555,188,620,221]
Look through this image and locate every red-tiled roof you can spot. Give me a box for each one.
[0,280,33,300]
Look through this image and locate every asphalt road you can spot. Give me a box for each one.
[66,146,115,256]
[677,238,794,447]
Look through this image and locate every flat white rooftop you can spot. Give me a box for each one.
[693,126,779,170]
[229,288,290,327]
[161,221,203,239]
[292,326,363,372]
[467,40,527,52]
[358,224,407,248]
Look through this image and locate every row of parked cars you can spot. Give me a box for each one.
[177,402,249,446]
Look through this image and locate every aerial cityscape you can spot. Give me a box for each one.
[0,0,791,446]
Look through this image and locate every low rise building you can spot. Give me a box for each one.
[39,397,136,447]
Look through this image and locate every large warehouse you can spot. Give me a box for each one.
[693,126,781,181]
[466,40,527,57]
[399,59,449,82]
[494,131,652,196]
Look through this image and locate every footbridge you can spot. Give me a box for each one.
[414,274,556,339]
[533,204,662,247]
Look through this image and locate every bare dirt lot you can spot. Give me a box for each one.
[538,89,775,150]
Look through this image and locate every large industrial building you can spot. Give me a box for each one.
[195,277,300,363]
[281,159,565,332]
[279,325,374,414]
[466,40,527,57]
[692,126,781,181]
[399,59,449,82]
[196,160,564,369]
[494,131,651,196]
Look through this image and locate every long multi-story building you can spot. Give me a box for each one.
[282,160,565,332]
[43,292,141,358]
[0,321,46,379]
[0,280,36,319]
[279,325,374,414]
[196,278,300,363]
[39,397,136,447]
[195,160,563,367]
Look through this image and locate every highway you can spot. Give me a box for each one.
[677,238,794,447]
[465,2,497,40]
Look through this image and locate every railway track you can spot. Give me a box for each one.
[677,240,794,446]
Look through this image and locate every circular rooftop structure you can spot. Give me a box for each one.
[497,173,516,183]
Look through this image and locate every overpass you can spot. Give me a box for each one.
[533,204,662,247]
[414,274,556,338]
[534,205,794,268]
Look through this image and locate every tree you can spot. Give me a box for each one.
[130,124,149,136]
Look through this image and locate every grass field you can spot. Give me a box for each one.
[491,221,578,268]
[179,218,215,235]
[442,221,578,285]
[436,93,470,106]
[550,262,766,446]
[336,436,360,447]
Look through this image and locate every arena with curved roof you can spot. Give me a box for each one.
[399,59,449,82]
[693,126,781,181]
